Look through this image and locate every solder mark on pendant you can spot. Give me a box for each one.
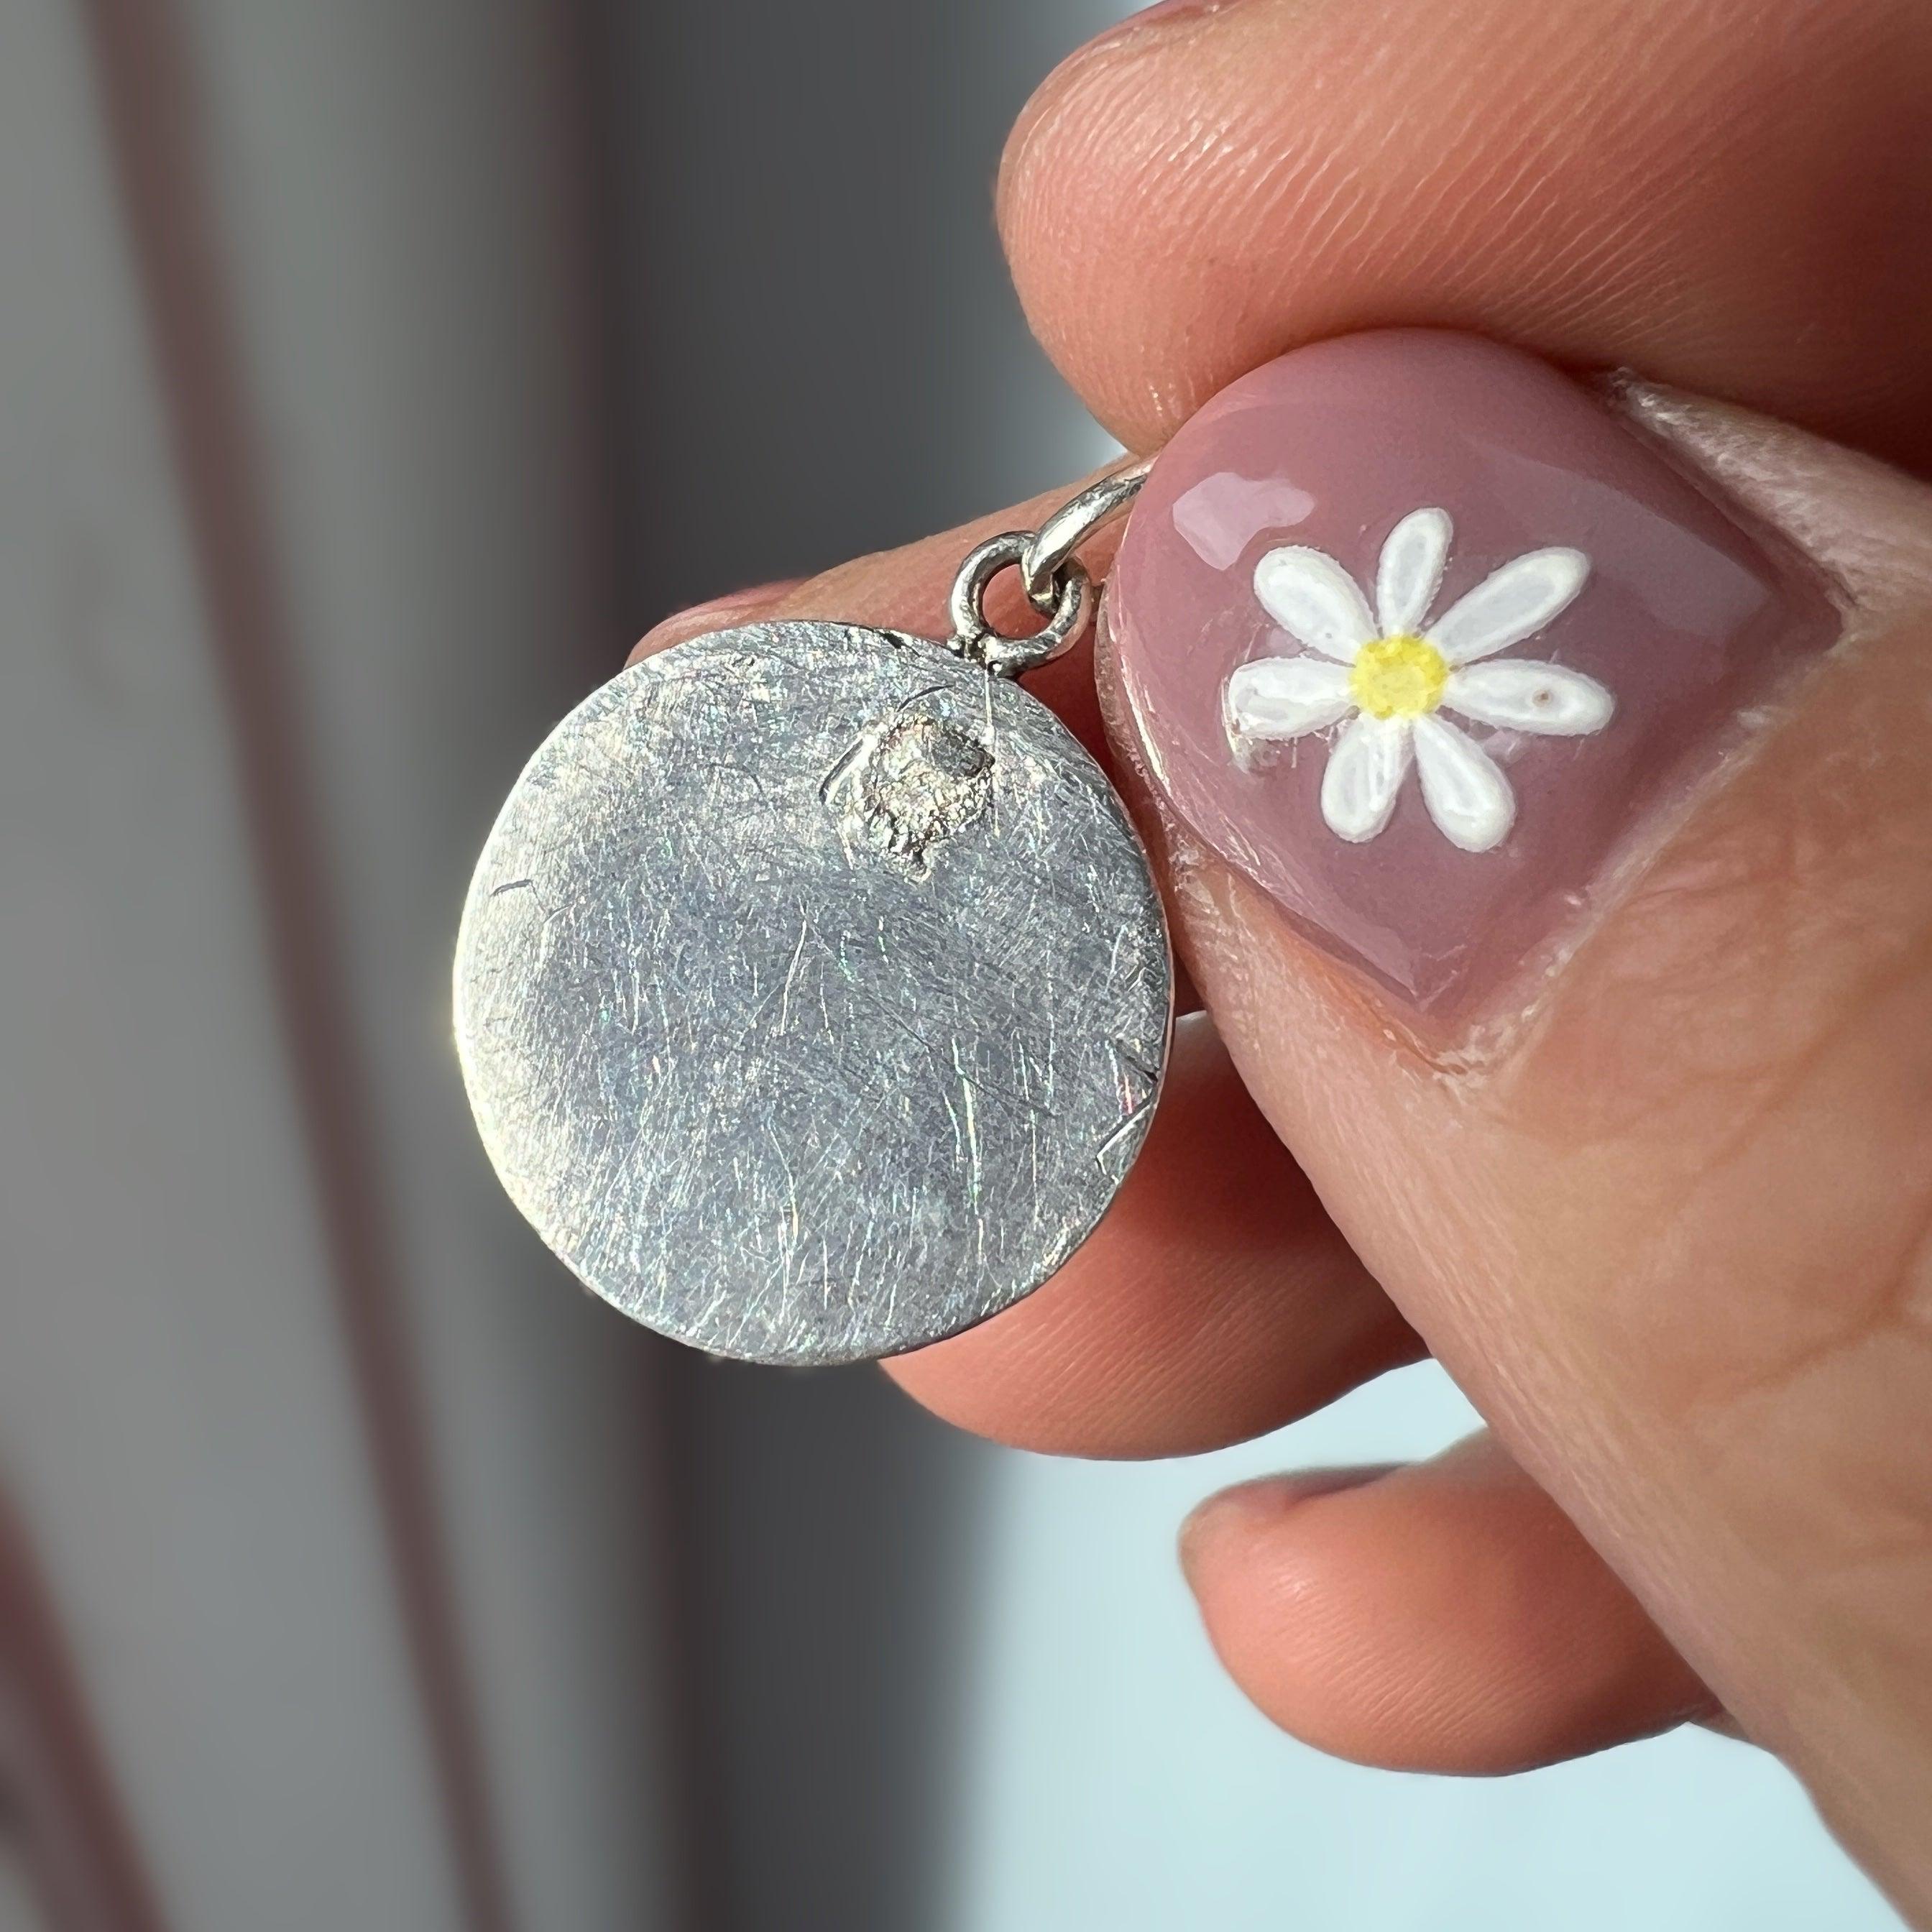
[822,702,995,878]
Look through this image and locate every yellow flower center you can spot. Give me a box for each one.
[1350,635,1448,719]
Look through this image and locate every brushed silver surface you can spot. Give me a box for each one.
[454,621,1172,1364]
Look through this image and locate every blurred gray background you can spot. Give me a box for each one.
[0,1,1903,1928]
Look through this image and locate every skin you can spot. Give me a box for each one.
[637,0,1932,1915]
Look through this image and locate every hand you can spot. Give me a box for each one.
[638,0,1932,1915]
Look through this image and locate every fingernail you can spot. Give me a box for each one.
[1106,331,1839,1023]
[1178,1466,1394,1583]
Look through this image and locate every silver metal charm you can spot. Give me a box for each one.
[455,472,1167,1365]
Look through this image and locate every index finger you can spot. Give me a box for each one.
[1000,0,1932,465]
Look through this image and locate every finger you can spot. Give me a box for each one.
[633,576,807,655]
[1103,360,1932,1915]
[1000,0,1932,464]
[638,502,1419,1454]
[632,481,1121,758]
[1180,1434,1719,1775]
[886,1013,1421,1458]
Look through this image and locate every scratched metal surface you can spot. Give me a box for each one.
[454,620,1172,1364]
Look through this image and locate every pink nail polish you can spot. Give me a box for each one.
[1106,331,1839,1021]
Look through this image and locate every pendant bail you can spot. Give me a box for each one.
[1019,457,1152,607]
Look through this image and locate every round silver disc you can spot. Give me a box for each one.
[455,620,1172,1365]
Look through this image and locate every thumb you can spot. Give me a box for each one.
[1102,331,1932,1911]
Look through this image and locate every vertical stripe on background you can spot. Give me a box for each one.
[72,7,516,1930]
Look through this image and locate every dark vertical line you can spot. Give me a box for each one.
[528,0,626,645]
[0,1484,174,1932]
[72,7,516,1931]
[537,1,731,1926]
[628,1349,735,1932]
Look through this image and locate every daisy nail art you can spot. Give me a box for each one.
[1105,331,1838,1018]
[1223,508,1615,852]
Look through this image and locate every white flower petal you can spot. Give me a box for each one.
[1443,660,1615,736]
[1427,548,1589,664]
[1223,657,1354,743]
[1253,546,1378,661]
[1412,715,1516,852]
[1320,715,1412,843]
[1375,507,1451,636]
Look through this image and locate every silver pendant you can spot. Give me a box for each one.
[454,470,1169,1364]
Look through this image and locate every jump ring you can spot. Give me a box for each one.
[946,532,1094,677]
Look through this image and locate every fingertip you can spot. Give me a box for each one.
[1179,1465,1395,1583]
[995,16,1206,446]
[995,0,1932,460]
[1182,1437,1719,1775]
